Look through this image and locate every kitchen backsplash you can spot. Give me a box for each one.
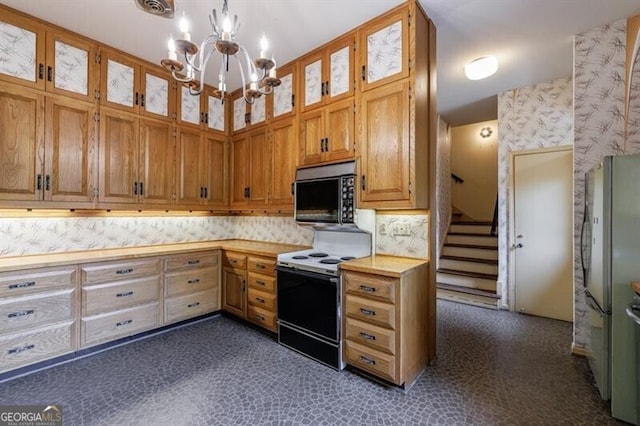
[0,213,428,259]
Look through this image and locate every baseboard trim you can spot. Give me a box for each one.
[571,343,588,357]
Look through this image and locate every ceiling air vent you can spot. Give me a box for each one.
[134,0,175,18]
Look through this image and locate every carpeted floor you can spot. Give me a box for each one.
[0,300,622,425]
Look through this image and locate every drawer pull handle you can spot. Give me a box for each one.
[188,302,200,308]
[8,309,35,318]
[360,308,376,316]
[116,319,133,327]
[256,264,266,269]
[116,291,134,298]
[8,344,35,355]
[256,314,265,321]
[359,332,376,341]
[187,260,200,265]
[230,259,238,264]
[359,355,376,366]
[9,281,36,290]
[116,268,134,275]
[256,280,266,286]
[188,279,201,284]
[255,297,265,304]
[360,285,376,293]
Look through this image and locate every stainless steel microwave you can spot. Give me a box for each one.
[294,161,356,226]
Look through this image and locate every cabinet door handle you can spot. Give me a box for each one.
[38,64,44,80]
[116,268,134,275]
[9,281,35,290]
[242,280,246,291]
[188,278,200,284]
[45,175,51,191]
[255,280,266,286]
[139,182,144,196]
[255,297,265,304]
[187,302,200,308]
[8,344,35,355]
[325,138,329,151]
[140,93,145,107]
[361,175,366,191]
[204,112,209,124]
[255,314,265,321]
[359,285,376,293]
[359,308,376,316]
[204,187,208,199]
[255,264,266,269]
[361,65,366,81]
[47,66,53,82]
[187,260,200,265]
[291,94,295,108]
[135,92,139,105]
[360,355,376,365]
[200,186,204,198]
[116,319,133,327]
[116,291,134,297]
[8,309,35,318]
[37,174,42,191]
[133,182,138,195]
[359,332,376,341]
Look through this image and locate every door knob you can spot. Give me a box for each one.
[517,234,524,239]
[512,243,523,249]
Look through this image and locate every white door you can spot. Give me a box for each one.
[513,148,573,321]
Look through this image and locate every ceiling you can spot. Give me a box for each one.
[2,0,640,126]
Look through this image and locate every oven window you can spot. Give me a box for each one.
[295,179,339,223]
[277,268,338,341]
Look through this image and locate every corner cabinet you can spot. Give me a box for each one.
[177,85,227,135]
[357,1,434,209]
[230,127,269,209]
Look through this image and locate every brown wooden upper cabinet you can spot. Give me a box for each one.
[269,117,298,209]
[230,88,267,134]
[359,7,409,92]
[98,107,175,205]
[230,127,269,209]
[177,84,227,134]
[300,32,355,113]
[0,8,98,102]
[100,47,175,122]
[0,82,98,203]
[268,62,297,122]
[300,98,355,165]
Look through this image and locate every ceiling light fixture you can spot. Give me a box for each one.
[479,126,493,138]
[160,0,280,103]
[464,56,498,80]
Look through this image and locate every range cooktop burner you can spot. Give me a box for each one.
[319,258,341,265]
[341,256,356,261]
[309,252,329,258]
[292,255,309,260]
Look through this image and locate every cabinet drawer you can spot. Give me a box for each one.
[164,288,220,324]
[223,252,247,269]
[345,295,395,330]
[165,266,219,297]
[247,256,276,276]
[247,304,276,331]
[247,287,276,311]
[82,259,159,285]
[345,340,396,383]
[0,266,76,298]
[345,317,395,355]
[82,276,160,316]
[0,321,75,373]
[247,272,275,293]
[164,251,219,271]
[81,302,160,347]
[0,289,75,334]
[344,271,396,303]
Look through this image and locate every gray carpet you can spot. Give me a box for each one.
[0,300,622,425]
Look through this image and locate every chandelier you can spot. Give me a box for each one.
[160,0,280,103]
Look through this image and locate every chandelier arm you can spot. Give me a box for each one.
[233,53,254,105]
[238,45,258,82]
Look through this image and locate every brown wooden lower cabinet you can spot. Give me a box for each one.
[342,264,429,387]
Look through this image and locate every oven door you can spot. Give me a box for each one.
[276,266,340,342]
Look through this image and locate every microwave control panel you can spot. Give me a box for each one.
[341,175,355,223]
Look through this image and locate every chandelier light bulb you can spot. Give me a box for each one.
[260,33,268,59]
[167,34,177,61]
[179,11,191,41]
[464,56,498,80]
[222,16,232,33]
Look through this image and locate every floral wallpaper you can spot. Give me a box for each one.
[497,76,573,308]
[574,19,629,348]
[273,72,293,118]
[0,20,36,82]
[376,214,428,259]
[436,117,452,266]
[208,95,225,132]
[181,86,200,125]
[366,20,402,84]
[304,59,322,106]
[233,97,246,131]
[330,46,350,97]
[144,73,168,117]
[106,59,134,107]
[54,40,88,96]
[250,94,266,125]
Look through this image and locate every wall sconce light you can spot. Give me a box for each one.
[465,56,499,80]
[480,127,493,138]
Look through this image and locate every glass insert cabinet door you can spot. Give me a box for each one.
[0,16,41,86]
[272,64,295,120]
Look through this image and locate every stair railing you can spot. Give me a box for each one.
[451,173,464,184]
[490,194,498,236]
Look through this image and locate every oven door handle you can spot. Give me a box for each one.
[276,266,339,283]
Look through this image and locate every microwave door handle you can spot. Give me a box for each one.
[585,290,608,316]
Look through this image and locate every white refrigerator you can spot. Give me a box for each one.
[583,155,639,424]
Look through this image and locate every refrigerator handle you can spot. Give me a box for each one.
[585,289,610,316]
[625,303,640,326]
[580,195,588,286]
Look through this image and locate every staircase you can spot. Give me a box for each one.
[437,221,500,309]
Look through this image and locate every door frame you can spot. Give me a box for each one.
[507,145,574,314]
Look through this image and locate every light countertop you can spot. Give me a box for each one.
[341,254,429,277]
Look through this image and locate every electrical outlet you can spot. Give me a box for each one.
[392,222,411,236]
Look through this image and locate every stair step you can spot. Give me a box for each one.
[437,289,500,309]
[436,282,501,299]
[446,234,498,247]
[436,271,496,292]
[439,258,497,275]
[451,221,492,226]
[444,243,498,251]
[442,245,498,260]
[440,255,497,265]
[450,223,493,235]
[437,268,497,280]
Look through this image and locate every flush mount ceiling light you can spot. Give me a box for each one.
[480,126,493,138]
[464,56,498,80]
[161,0,280,103]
